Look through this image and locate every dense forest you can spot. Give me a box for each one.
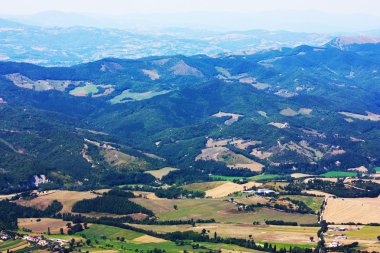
[71,195,154,216]
[0,42,379,192]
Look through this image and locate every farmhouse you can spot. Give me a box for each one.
[49,238,68,246]
[0,232,11,240]
[24,235,42,243]
[256,188,276,195]
[331,227,347,232]
[37,240,48,247]
[328,241,341,247]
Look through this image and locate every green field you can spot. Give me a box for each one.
[374,167,380,172]
[249,174,284,181]
[69,84,99,96]
[182,181,226,192]
[320,171,356,178]
[71,224,262,253]
[284,195,324,213]
[257,241,315,251]
[132,198,317,224]
[210,174,284,182]
[82,224,143,240]
[0,239,25,250]
[345,226,380,240]
[110,89,171,104]
[210,175,246,181]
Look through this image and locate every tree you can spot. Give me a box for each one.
[173,205,178,210]
[86,239,91,245]
[47,227,51,235]
[201,229,207,235]
[377,235,380,241]
[310,236,314,242]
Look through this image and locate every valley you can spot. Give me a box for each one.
[0,12,379,253]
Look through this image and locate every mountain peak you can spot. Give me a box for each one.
[327,36,380,49]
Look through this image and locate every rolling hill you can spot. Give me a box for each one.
[0,41,379,193]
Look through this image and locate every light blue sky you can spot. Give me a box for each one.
[2,0,380,33]
[1,0,380,16]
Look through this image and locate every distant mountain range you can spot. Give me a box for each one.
[0,40,379,193]
[0,18,335,66]
[5,10,380,32]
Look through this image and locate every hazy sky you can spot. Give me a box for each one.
[1,0,380,16]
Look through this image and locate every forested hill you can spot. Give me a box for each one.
[0,41,379,192]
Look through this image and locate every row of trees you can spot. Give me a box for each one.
[0,199,63,229]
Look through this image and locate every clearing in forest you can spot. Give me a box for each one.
[145,167,178,180]
[15,190,108,213]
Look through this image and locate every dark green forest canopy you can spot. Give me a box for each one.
[0,43,379,192]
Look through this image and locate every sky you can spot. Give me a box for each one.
[1,0,380,33]
[1,0,380,16]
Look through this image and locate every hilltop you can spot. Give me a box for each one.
[0,40,379,192]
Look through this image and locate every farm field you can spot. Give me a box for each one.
[232,195,269,205]
[205,181,261,198]
[0,239,30,251]
[18,218,70,234]
[283,195,324,213]
[325,225,380,252]
[129,223,319,246]
[210,175,246,181]
[210,174,284,182]
[323,196,380,224]
[132,198,317,224]
[14,190,108,213]
[291,173,314,178]
[302,190,334,197]
[249,174,284,181]
[320,171,356,178]
[145,167,178,180]
[182,181,226,192]
[69,224,263,253]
